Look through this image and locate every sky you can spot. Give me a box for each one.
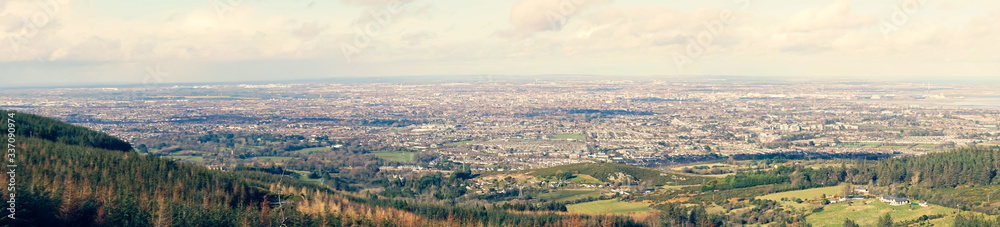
[0,0,998,87]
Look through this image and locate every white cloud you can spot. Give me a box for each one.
[1,0,999,87]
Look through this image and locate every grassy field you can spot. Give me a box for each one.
[566,199,652,214]
[808,199,958,226]
[290,170,323,185]
[661,185,699,191]
[758,185,844,201]
[292,147,330,154]
[548,134,586,140]
[537,189,603,202]
[757,185,846,209]
[805,163,853,169]
[569,174,603,184]
[444,140,474,146]
[371,151,415,162]
[255,156,295,161]
[160,155,204,162]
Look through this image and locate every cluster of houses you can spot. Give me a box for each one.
[856,185,929,207]
[825,185,928,207]
[877,195,928,207]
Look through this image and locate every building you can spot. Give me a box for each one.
[855,185,869,195]
[880,195,909,206]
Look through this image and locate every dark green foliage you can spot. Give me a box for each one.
[843,218,860,227]
[526,163,711,185]
[876,213,893,227]
[726,174,789,188]
[954,213,1000,226]
[0,110,131,151]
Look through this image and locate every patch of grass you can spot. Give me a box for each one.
[290,170,323,185]
[861,143,882,148]
[548,134,586,140]
[807,200,958,227]
[292,147,330,154]
[255,156,295,161]
[160,155,204,162]
[566,199,651,214]
[569,174,604,184]
[661,185,699,191]
[883,145,912,149]
[444,140,474,146]
[805,163,853,169]
[757,185,846,209]
[537,189,603,202]
[371,151,415,162]
[758,185,844,201]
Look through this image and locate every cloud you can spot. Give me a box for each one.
[498,0,605,40]
[782,0,874,33]
[293,22,324,38]
[768,0,878,54]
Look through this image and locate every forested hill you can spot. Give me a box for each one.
[526,163,712,186]
[0,110,131,151]
[0,111,642,226]
[0,110,427,226]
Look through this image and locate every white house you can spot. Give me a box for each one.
[880,195,909,206]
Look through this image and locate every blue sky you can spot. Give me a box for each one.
[1,0,998,87]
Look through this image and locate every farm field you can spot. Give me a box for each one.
[371,151,415,162]
[444,140,474,146]
[756,185,846,209]
[807,199,957,226]
[255,156,295,161]
[547,134,586,140]
[160,155,204,162]
[569,174,603,184]
[566,199,652,214]
[537,189,603,202]
[805,163,853,169]
[291,170,323,185]
[292,147,331,154]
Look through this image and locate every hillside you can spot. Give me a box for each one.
[0,110,131,152]
[527,163,712,186]
[0,111,428,226]
[0,111,644,226]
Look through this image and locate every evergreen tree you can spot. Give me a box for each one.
[843,218,860,227]
[877,213,894,227]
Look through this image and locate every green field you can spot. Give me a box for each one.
[757,185,845,208]
[566,199,652,214]
[290,170,323,185]
[537,189,603,202]
[444,140,474,146]
[808,199,957,226]
[661,185,698,191]
[292,147,330,154]
[160,155,204,162]
[371,151,415,162]
[548,134,586,140]
[805,163,853,169]
[758,185,843,201]
[255,156,295,161]
[568,174,604,184]
[882,145,912,149]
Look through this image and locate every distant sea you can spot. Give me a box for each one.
[876,96,1000,109]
